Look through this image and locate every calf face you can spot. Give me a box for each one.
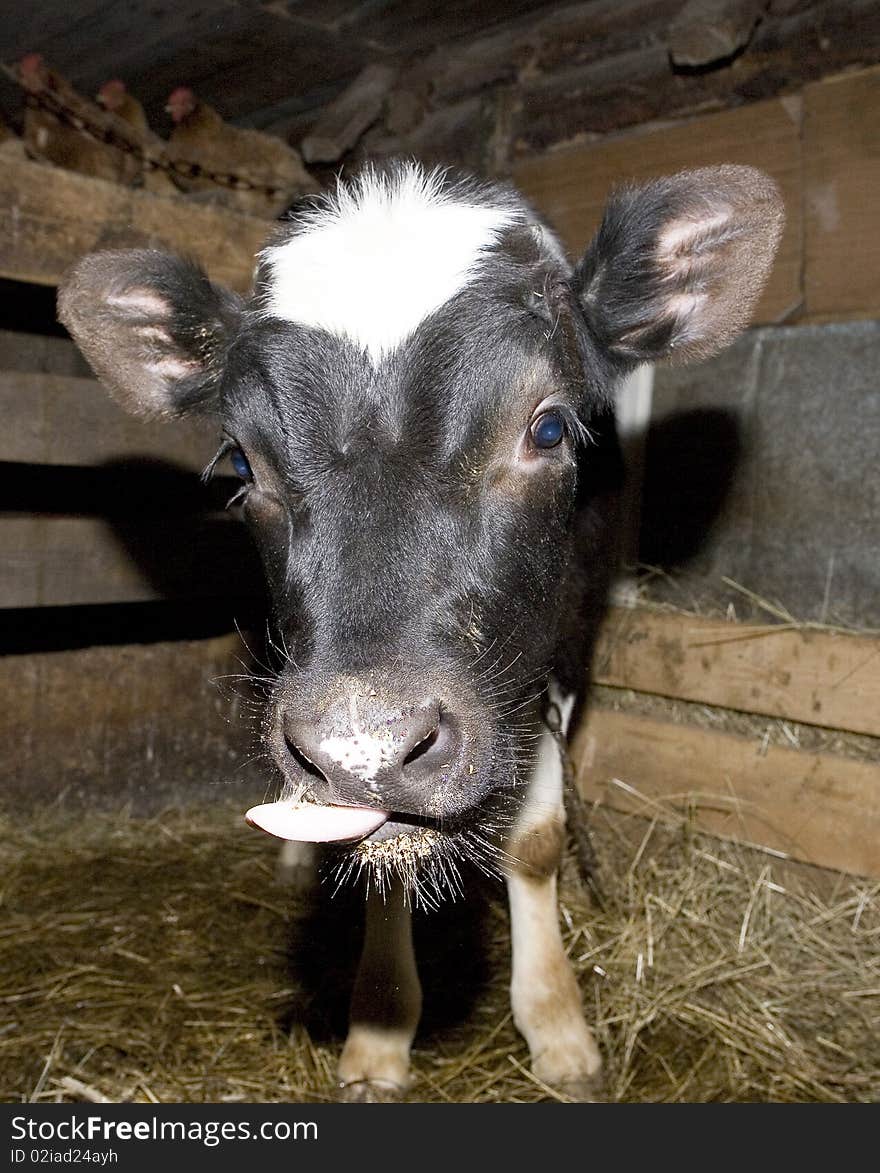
[58,162,782,893]
[58,161,782,1097]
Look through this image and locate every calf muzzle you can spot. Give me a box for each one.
[276,684,466,818]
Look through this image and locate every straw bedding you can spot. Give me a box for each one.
[2,794,877,1104]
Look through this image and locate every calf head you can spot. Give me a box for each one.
[58,162,783,900]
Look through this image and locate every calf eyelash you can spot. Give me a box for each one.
[201,437,235,484]
[564,409,597,449]
[201,437,254,508]
[225,483,250,510]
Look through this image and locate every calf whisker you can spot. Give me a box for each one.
[233,619,278,678]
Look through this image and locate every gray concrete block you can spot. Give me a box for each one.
[640,321,880,627]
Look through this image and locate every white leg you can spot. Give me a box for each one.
[337,878,422,1102]
[276,840,319,896]
[505,717,603,1098]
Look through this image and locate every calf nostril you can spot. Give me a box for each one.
[402,725,439,768]
[401,711,461,777]
[280,701,458,793]
[284,733,328,783]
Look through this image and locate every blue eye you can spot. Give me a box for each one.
[230,446,253,480]
[531,410,565,449]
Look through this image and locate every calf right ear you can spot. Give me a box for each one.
[57,249,243,419]
[575,166,784,371]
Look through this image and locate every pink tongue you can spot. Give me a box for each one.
[245,800,388,843]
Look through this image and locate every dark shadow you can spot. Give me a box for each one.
[0,597,266,655]
[0,456,268,653]
[7,455,265,599]
[413,876,498,1043]
[279,859,499,1045]
[668,44,752,78]
[0,277,69,337]
[100,458,264,603]
[1,458,234,515]
[637,407,743,569]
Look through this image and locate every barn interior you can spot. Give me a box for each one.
[1,1,879,1103]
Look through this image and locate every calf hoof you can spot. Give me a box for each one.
[337,1079,406,1103]
[337,1027,412,1100]
[555,1073,606,1103]
[531,1031,603,1102]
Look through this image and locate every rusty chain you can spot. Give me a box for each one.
[22,87,291,197]
[543,696,604,907]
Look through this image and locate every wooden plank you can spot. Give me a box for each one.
[338,0,566,55]
[668,0,767,67]
[572,707,880,877]
[511,97,803,325]
[0,371,215,468]
[0,329,90,377]
[0,513,255,607]
[421,1,681,102]
[301,63,397,163]
[0,632,261,811]
[803,66,880,322]
[362,94,490,174]
[2,515,152,606]
[0,155,269,292]
[594,608,880,739]
[507,1,880,154]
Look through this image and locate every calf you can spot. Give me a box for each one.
[58,160,783,1101]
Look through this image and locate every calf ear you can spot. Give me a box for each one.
[57,249,243,419]
[575,165,784,369]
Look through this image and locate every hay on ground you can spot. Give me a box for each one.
[1,799,877,1103]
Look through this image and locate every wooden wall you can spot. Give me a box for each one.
[0,162,270,610]
[0,174,268,810]
[0,326,264,610]
[0,156,268,291]
[512,67,880,325]
[573,607,880,878]
[358,1,880,179]
[499,63,880,879]
[0,634,262,811]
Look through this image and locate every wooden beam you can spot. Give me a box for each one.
[361,93,491,175]
[421,1,682,103]
[668,0,768,68]
[511,97,803,325]
[506,0,880,153]
[572,707,880,877]
[301,63,397,163]
[0,371,215,469]
[803,66,880,322]
[0,329,90,377]
[594,608,880,739]
[0,155,269,292]
[3,515,161,607]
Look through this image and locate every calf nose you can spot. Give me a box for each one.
[281,695,460,811]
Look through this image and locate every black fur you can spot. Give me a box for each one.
[57,161,782,892]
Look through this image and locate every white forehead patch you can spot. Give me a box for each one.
[261,163,520,362]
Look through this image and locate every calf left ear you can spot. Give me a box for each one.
[575,165,785,370]
[57,249,243,419]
